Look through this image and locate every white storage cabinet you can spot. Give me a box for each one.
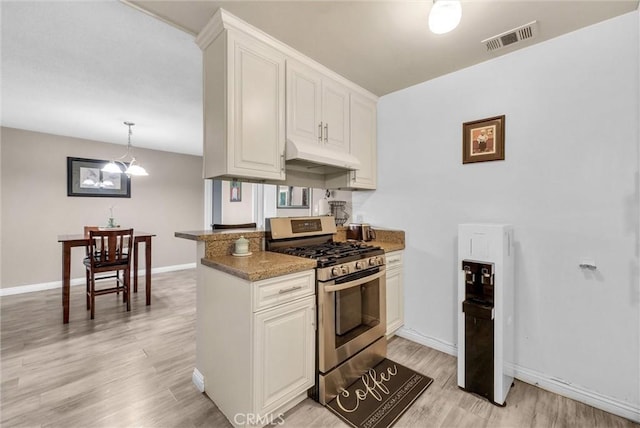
[196,268,316,427]
[286,59,350,154]
[198,13,286,181]
[385,250,404,336]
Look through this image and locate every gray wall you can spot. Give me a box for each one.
[1,127,204,288]
[354,11,639,415]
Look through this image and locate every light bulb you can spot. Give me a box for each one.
[102,161,123,174]
[125,160,148,176]
[429,0,462,34]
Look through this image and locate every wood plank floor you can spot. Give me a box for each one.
[1,269,637,427]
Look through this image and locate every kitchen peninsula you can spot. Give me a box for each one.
[175,224,405,427]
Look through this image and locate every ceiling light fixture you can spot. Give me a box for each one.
[428,0,462,35]
[102,121,149,176]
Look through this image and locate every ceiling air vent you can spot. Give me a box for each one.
[481,21,538,52]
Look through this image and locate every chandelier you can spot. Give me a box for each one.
[102,121,149,176]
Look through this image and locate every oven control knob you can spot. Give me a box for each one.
[369,256,383,266]
[332,267,341,277]
[341,265,349,275]
[355,261,364,270]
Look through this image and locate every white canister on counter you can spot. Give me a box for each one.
[234,236,249,254]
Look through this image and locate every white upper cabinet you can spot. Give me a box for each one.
[197,8,377,188]
[199,20,286,181]
[349,93,377,189]
[325,92,377,190]
[320,76,350,153]
[286,61,322,147]
[230,33,286,179]
[286,60,350,154]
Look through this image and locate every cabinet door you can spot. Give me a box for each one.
[253,295,315,416]
[386,252,404,336]
[322,78,350,153]
[286,60,322,146]
[350,93,377,189]
[230,31,286,180]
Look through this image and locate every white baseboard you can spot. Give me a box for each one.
[396,326,458,356]
[0,263,196,297]
[148,263,196,274]
[192,368,205,393]
[514,365,640,423]
[395,327,640,423]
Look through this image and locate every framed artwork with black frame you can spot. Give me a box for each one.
[462,115,505,164]
[67,157,131,198]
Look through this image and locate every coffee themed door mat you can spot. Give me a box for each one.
[326,359,434,428]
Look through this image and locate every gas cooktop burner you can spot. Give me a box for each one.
[276,241,384,268]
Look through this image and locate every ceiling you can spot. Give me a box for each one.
[1,1,202,155]
[2,1,638,156]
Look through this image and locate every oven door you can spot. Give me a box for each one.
[318,266,386,373]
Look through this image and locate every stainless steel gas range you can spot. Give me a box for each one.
[266,216,387,405]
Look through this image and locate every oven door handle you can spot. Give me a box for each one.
[323,270,385,293]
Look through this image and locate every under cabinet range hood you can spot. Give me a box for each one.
[285,139,360,174]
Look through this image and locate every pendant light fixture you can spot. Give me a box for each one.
[102,121,149,176]
[428,0,462,34]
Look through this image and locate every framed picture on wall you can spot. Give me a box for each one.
[67,157,131,197]
[462,115,505,164]
[230,180,242,202]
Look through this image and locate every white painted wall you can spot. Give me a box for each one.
[1,127,203,288]
[261,185,353,223]
[220,181,254,224]
[353,11,640,415]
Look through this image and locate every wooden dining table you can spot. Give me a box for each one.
[57,230,156,324]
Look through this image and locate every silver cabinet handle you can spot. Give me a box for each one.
[318,122,323,143]
[351,170,356,182]
[278,285,302,294]
[324,124,328,143]
[280,153,285,171]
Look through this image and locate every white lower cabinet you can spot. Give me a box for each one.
[196,268,315,427]
[385,251,404,336]
[253,296,315,417]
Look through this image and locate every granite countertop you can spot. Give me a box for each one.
[177,225,405,281]
[201,251,317,282]
[369,240,404,253]
[174,229,264,241]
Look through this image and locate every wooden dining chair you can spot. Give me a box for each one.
[83,228,133,319]
[211,222,257,230]
[84,226,123,308]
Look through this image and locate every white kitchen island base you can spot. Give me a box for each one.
[195,260,316,428]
